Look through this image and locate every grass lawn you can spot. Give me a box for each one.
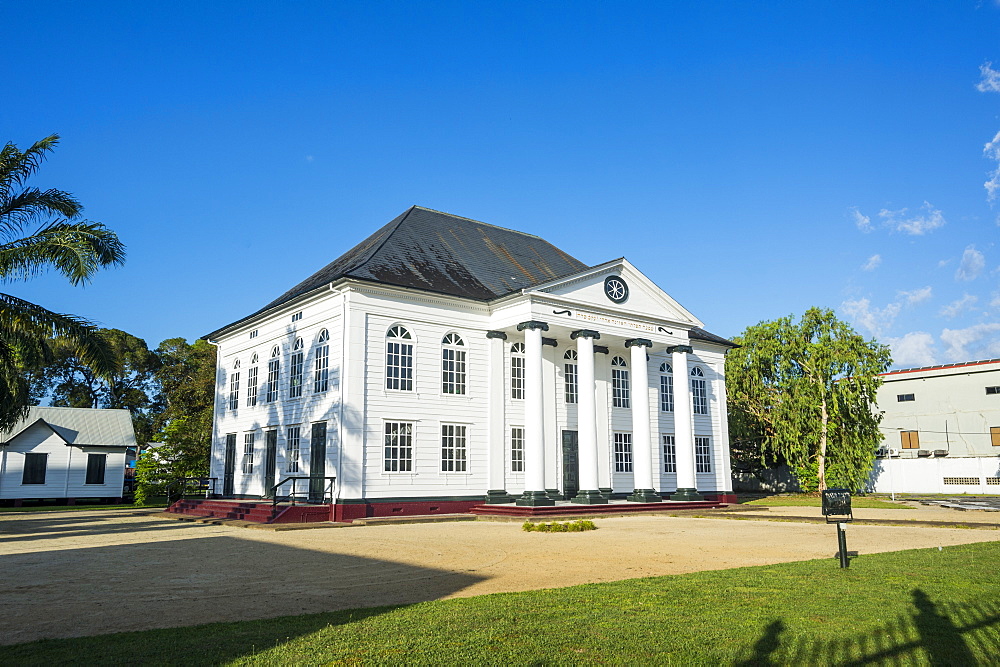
[2,542,998,665]
[741,494,914,509]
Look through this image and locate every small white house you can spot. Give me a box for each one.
[868,359,1000,495]
[204,206,737,521]
[0,406,135,505]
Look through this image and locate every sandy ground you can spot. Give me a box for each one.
[0,505,998,646]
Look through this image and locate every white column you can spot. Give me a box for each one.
[571,330,606,504]
[485,332,509,503]
[670,345,702,500]
[627,339,660,502]
[516,321,554,506]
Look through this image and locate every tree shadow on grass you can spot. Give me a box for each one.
[736,590,998,665]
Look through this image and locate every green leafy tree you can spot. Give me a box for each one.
[726,307,892,492]
[26,328,161,443]
[135,338,216,503]
[0,135,125,430]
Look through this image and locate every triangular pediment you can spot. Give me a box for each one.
[524,259,703,328]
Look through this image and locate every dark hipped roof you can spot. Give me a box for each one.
[689,327,738,349]
[207,206,588,337]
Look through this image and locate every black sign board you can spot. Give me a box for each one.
[821,489,853,523]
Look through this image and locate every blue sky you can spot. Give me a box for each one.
[4,1,1000,368]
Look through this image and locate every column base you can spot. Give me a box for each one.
[670,488,704,501]
[484,489,515,504]
[545,488,564,501]
[627,489,662,503]
[570,489,608,504]
[599,487,613,500]
[516,490,556,507]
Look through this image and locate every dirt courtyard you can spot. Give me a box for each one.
[1,506,998,646]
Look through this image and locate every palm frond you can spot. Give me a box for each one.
[0,220,126,285]
[0,135,61,191]
[0,187,82,236]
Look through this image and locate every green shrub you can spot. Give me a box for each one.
[522,519,597,532]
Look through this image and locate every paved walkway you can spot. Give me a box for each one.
[1,504,997,645]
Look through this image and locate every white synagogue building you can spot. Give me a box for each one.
[205,207,737,521]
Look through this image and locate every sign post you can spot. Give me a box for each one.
[822,489,853,568]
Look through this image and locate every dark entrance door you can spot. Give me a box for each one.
[308,422,327,503]
[562,430,579,499]
[223,433,237,496]
[263,429,277,497]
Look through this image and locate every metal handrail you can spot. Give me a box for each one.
[270,476,336,513]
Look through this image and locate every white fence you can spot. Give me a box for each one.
[866,456,1000,495]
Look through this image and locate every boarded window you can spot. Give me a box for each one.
[991,427,1000,447]
[986,386,1000,395]
[900,431,920,449]
[22,453,47,484]
[85,454,107,485]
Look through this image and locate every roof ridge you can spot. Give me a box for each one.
[347,206,416,277]
[411,206,546,240]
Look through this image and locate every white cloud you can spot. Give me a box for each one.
[862,254,881,271]
[850,207,872,232]
[977,62,1000,93]
[955,245,985,281]
[991,291,1000,308]
[886,332,936,367]
[877,202,946,235]
[940,323,1000,361]
[841,298,901,337]
[898,286,932,304]
[938,258,952,268]
[940,293,979,318]
[985,131,1000,202]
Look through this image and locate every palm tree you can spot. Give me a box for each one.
[0,135,126,430]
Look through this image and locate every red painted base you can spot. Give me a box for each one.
[333,499,482,523]
[469,499,724,518]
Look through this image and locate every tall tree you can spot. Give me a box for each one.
[0,135,126,430]
[726,307,892,492]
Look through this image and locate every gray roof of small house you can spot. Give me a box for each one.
[0,407,137,448]
[689,327,738,349]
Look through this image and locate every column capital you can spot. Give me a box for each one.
[485,330,508,340]
[517,320,549,332]
[542,337,558,347]
[667,344,694,354]
[570,329,601,340]
[594,345,610,354]
[625,338,653,348]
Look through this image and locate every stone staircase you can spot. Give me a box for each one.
[164,499,332,524]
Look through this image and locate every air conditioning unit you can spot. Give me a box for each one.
[933,449,949,457]
[876,447,900,458]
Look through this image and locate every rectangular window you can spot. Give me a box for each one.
[386,340,414,391]
[660,375,674,412]
[987,386,1000,395]
[991,426,1000,447]
[612,369,630,408]
[442,348,467,394]
[22,452,47,485]
[897,393,915,402]
[614,432,633,473]
[85,453,107,485]
[384,421,413,472]
[900,430,920,449]
[314,344,329,393]
[511,355,525,400]
[695,436,712,473]
[266,358,279,402]
[246,366,258,407]
[291,311,302,322]
[242,433,255,473]
[692,377,708,415]
[228,371,240,411]
[511,427,524,473]
[289,350,304,398]
[662,434,676,473]
[249,329,258,339]
[286,426,301,472]
[564,362,578,404]
[441,424,467,472]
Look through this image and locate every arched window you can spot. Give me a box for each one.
[228,360,240,411]
[611,356,630,408]
[441,333,466,395]
[314,329,330,393]
[691,366,708,415]
[659,362,673,412]
[386,326,414,391]
[246,354,259,408]
[563,350,578,404]
[289,338,304,398]
[510,343,525,399]
[266,346,280,402]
